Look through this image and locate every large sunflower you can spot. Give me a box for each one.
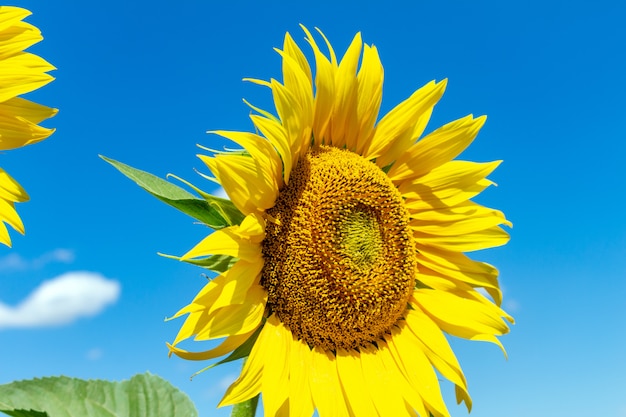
[169,27,513,416]
[0,6,56,247]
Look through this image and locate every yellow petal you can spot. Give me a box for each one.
[0,169,27,246]
[389,114,486,182]
[171,309,209,346]
[412,289,511,352]
[169,271,228,321]
[416,247,503,305]
[210,260,263,312]
[376,340,428,417]
[181,214,264,262]
[301,26,335,146]
[0,110,56,150]
[209,130,282,188]
[309,347,351,417]
[0,21,42,60]
[0,221,11,247]
[0,7,31,32]
[275,45,313,155]
[261,315,291,417]
[282,31,312,86]
[235,212,266,243]
[329,32,362,150]
[167,330,255,361]
[410,208,511,236]
[200,152,279,216]
[400,160,500,210]
[413,224,510,252]
[289,333,315,417]
[0,168,28,201]
[354,44,383,155]
[0,52,55,102]
[335,348,377,417]
[410,202,511,253]
[359,343,416,416]
[0,97,57,124]
[0,197,23,246]
[364,79,446,163]
[405,309,472,410]
[409,200,507,223]
[195,284,267,340]
[251,114,294,184]
[386,328,450,417]
[270,79,309,161]
[220,323,273,407]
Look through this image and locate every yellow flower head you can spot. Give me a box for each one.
[0,6,56,247]
[170,27,513,417]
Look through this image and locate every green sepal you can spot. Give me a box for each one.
[203,194,245,226]
[165,174,245,226]
[159,252,238,274]
[100,155,243,229]
[190,325,263,379]
[0,373,198,417]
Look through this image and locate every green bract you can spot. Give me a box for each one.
[100,156,244,230]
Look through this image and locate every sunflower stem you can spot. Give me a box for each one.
[230,395,259,417]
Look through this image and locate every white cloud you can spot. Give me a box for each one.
[86,348,103,361]
[0,249,75,272]
[0,253,27,271]
[504,298,521,312]
[0,271,120,330]
[33,248,75,268]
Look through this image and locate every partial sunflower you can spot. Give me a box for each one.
[169,27,513,417]
[0,6,56,247]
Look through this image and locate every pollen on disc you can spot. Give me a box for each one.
[261,146,417,351]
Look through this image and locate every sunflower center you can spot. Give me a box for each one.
[337,207,383,269]
[261,146,416,351]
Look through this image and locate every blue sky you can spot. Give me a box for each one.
[1,1,625,416]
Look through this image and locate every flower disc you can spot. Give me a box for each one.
[261,146,417,351]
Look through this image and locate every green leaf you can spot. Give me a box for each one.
[100,155,243,229]
[0,373,198,417]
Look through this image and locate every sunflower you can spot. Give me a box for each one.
[0,6,56,247]
[168,27,513,417]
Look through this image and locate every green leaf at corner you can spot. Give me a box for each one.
[100,155,243,229]
[0,372,197,417]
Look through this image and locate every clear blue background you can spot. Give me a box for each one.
[1,1,625,416]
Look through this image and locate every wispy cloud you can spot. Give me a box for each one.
[203,373,238,399]
[86,348,104,361]
[474,287,520,312]
[0,271,120,330]
[0,249,75,272]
